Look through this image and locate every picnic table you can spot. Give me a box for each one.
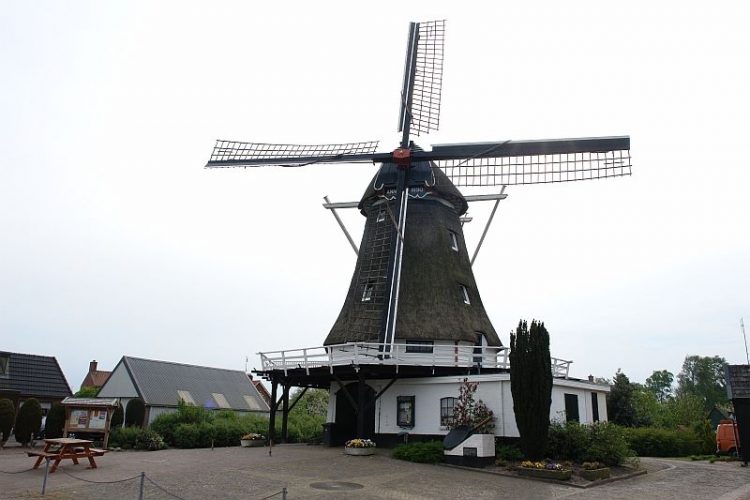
[28,438,108,473]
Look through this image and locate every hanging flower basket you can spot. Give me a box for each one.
[344,439,376,456]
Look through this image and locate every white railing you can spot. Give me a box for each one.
[258,342,571,378]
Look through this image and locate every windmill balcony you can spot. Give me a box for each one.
[258,342,571,378]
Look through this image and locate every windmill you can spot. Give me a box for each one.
[206,20,631,444]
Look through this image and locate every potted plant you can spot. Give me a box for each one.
[240,433,265,447]
[517,460,572,480]
[344,438,376,456]
[579,461,610,481]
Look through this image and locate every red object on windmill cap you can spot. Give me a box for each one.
[393,147,411,168]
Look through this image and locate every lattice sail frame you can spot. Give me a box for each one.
[436,149,631,187]
[207,140,379,167]
[410,20,445,136]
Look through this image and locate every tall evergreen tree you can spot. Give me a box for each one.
[510,319,553,460]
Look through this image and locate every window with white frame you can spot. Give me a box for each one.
[459,284,471,304]
[177,390,196,405]
[376,210,386,223]
[449,230,459,252]
[397,396,415,428]
[440,397,457,426]
[361,282,374,302]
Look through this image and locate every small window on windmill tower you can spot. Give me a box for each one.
[449,230,459,252]
[376,210,386,223]
[460,284,471,305]
[361,282,374,302]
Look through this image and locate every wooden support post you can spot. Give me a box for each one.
[268,377,278,444]
[356,378,365,438]
[281,384,290,443]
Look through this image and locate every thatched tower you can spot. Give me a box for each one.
[326,160,500,347]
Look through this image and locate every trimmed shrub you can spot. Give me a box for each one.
[547,422,632,466]
[14,398,42,446]
[125,399,146,427]
[583,422,631,466]
[109,426,141,449]
[392,441,444,463]
[134,428,166,451]
[0,399,15,444]
[495,442,524,461]
[548,421,590,462]
[110,404,124,429]
[109,426,166,451]
[45,403,66,439]
[623,426,702,457]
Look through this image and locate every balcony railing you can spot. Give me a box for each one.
[258,342,571,379]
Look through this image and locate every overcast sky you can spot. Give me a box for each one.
[2,1,748,391]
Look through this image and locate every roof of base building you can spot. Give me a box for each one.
[0,351,72,399]
[101,356,269,412]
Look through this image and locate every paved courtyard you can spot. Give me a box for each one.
[2,444,750,499]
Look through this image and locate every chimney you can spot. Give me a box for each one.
[89,360,98,373]
[588,374,594,383]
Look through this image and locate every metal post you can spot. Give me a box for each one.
[41,458,49,495]
[323,196,359,256]
[138,472,145,500]
[282,487,288,500]
[471,186,506,266]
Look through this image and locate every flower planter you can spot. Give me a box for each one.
[517,467,572,481]
[579,467,610,481]
[240,439,265,448]
[345,447,375,456]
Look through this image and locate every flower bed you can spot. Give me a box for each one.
[517,461,571,481]
[579,462,610,481]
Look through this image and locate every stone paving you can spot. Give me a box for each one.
[2,444,750,499]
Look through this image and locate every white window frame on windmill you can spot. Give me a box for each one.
[459,284,471,305]
[449,230,459,252]
[376,210,386,223]
[361,282,374,302]
[440,396,457,427]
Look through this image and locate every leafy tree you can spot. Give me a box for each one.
[14,398,42,446]
[44,403,66,439]
[449,379,495,433]
[289,388,328,417]
[510,319,552,460]
[676,355,728,412]
[74,386,99,397]
[631,389,659,427]
[607,370,637,427]
[125,398,146,427]
[0,399,15,445]
[660,393,705,428]
[645,370,674,403]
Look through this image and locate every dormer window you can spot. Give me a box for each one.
[449,230,459,252]
[376,210,386,223]
[362,283,374,302]
[460,284,471,305]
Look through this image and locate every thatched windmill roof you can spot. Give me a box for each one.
[325,162,500,347]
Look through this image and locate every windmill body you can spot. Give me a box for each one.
[206,20,629,448]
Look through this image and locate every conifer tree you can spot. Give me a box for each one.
[510,319,552,460]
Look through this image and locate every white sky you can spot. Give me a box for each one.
[1,1,748,391]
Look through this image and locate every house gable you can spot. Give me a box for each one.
[96,359,139,399]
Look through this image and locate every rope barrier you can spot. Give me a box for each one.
[55,466,143,484]
[0,467,36,474]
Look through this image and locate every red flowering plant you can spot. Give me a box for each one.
[448,378,495,434]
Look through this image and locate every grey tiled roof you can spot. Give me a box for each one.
[0,351,72,399]
[122,356,269,411]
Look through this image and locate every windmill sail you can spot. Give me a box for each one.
[205,140,381,168]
